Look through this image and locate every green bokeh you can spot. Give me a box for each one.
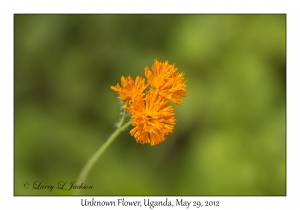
[14,14,286,195]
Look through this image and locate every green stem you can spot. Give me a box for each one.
[74,111,131,195]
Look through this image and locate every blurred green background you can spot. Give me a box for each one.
[14,14,286,195]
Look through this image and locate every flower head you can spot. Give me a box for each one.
[111,76,148,108]
[145,59,186,105]
[111,59,186,146]
[128,92,175,146]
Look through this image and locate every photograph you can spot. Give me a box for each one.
[14,14,286,196]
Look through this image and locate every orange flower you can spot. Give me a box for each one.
[145,59,186,105]
[111,76,148,108]
[128,92,175,146]
[111,59,186,146]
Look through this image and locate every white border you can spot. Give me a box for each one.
[2,1,298,209]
